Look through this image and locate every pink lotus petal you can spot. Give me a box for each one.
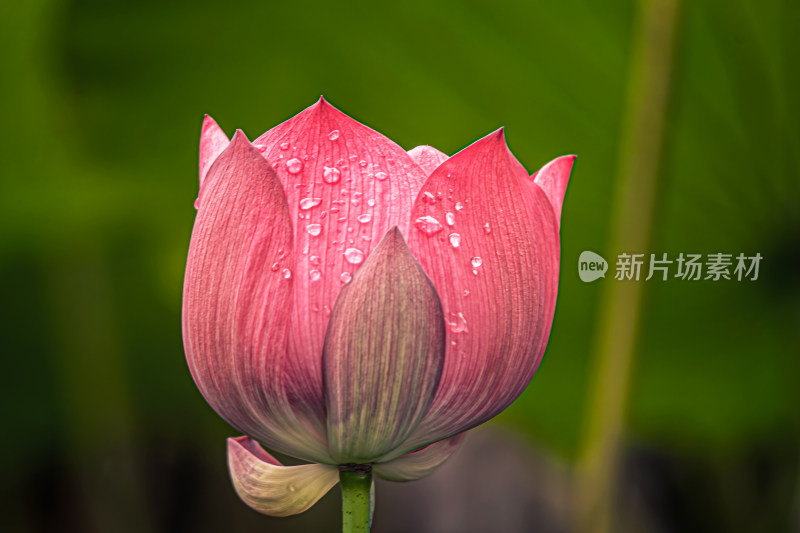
[196,115,230,208]
[251,98,429,404]
[532,155,576,229]
[407,145,449,176]
[323,228,446,463]
[183,131,330,463]
[373,433,465,482]
[228,437,339,517]
[402,129,562,452]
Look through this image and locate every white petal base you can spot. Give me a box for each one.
[228,437,339,517]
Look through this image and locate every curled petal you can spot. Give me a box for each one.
[401,130,562,454]
[183,131,330,462]
[324,228,446,463]
[532,155,576,229]
[374,433,465,482]
[408,145,449,176]
[228,437,339,517]
[252,99,429,406]
[197,115,230,207]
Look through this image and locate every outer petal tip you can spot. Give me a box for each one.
[230,128,251,144]
[198,114,230,196]
[479,127,506,147]
[532,155,577,228]
[469,127,517,162]
[227,437,339,517]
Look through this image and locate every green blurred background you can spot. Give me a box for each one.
[1,0,798,531]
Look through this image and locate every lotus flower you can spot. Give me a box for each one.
[183,98,574,517]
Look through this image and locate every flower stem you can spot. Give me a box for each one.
[339,467,373,533]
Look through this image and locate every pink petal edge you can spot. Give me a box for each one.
[407,145,449,177]
[196,115,230,208]
[250,98,430,409]
[532,155,576,229]
[396,129,561,455]
[184,131,330,463]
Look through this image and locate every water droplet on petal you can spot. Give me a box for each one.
[306,223,322,236]
[357,214,372,224]
[344,247,365,265]
[282,268,292,279]
[340,271,352,283]
[348,154,358,162]
[300,198,322,210]
[328,129,340,141]
[455,201,464,211]
[286,158,303,174]
[449,233,461,248]
[422,192,436,204]
[323,305,331,316]
[374,171,388,181]
[359,160,368,167]
[309,255,321,266]
[367,199,376,207]
[271,262,280,272]
[463,289,470,297]
[483,222,491,234]
[309,269,322,282]
[446,212,455,226]
[414,215,443,236]
[448,312,468,333]
[471,256,482,268]
[323,166,341,184]
[279,142,290,150]
[472,269,479,275]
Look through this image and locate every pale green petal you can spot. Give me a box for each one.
[374,433,465,482]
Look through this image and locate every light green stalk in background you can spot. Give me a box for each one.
[576,0,681,532]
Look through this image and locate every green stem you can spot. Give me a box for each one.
[340,467,373,533]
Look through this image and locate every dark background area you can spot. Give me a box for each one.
[1,0,798,531]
